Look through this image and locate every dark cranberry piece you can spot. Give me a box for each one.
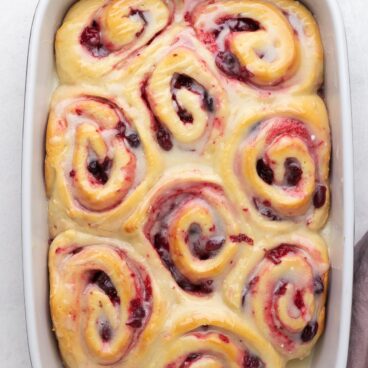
[80,21,109,57]
[100,322,112,342]
[81,21,101,48]
[187,223,225,260]
[256,159,274,185]
[116,121,126,138]
[205,238,225,252]
[218,17,261,33]
[69,170,76,178]
[275,281,288,296]
[90,271,120,305]
[294,290,305,310]
[126,298,146,328]
[253,198,281,221]
[313,185,327,209]
[229,233,254,245]
[243,353,264,368]
[156,126,173,151]
[284,158,303,186]
[173,74,194,89]
[126,133,141,148]
[203,91,214,112]
[177,106,194,123]
[215,51,249,82]
[301,321,318,342]
[172,74,215,124]
[87,158,112,184]
[180,353,201,367]
[314,276,324,295]
[265,244,295,265]
[70,247,83,255]
[153,232,213,294]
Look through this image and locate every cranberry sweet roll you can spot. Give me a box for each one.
[45,86,161,236]
[220,96,330,231]
[142,47,228,154]
[148,313,284,367]
[125,170,254,296]
[49,230,161,368]
[224,230,329,361]
[56,0,173,83]
[190,0,323,93]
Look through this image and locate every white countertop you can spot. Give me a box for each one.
[0,0,365,366]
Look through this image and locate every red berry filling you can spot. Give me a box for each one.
[265,244,295,265]
[89,270,120,305]
[256,159,274,185]
[253,198,281,221]
[80,21,109,58]
[126,298,146,328]
[313,185,327,209]
[284,157,303,186]
[301,321,318,342]
[243,353,265,368]
[153,232,213,294]
[87,157,112,184]
[171,73,215,124]
[99,321,112,342]
[187,223,225,260]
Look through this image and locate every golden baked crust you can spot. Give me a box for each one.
[47,1,330,367]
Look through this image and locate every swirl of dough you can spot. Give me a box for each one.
[223,231,329,360]
[140,47,228,153]
[190,0,323,92]
[147,313,284,367]
[49,230,160,367]
[56,0,173,83]
[45,85,161,236]
[220,96,330,231]
[125,170,253,295]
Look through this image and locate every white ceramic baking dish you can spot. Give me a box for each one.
[22,0,354,367]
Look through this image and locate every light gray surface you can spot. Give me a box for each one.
[0,0,365,366]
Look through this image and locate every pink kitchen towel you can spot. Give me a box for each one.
[347,232,368,367]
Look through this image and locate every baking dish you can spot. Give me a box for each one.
[22,0,354,367]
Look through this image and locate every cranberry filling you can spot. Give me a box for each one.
[215,16,261,35]
[229,233,254,245]
[301,321,318,342]
[116,121,127,138]
[253,198,281,221]
[90,270,120,305]
[243,353,265,368]
[256,159,274,185]
[294,290,305,311]
[126,298,146,328]
[265,244,295,265]
[187,223,225,260]
[153,233,213,294]
[141,80,174,151]
[313,185,327,209]
[242,276,260,306]
[171,74,215,124]
[179,353,202,368]
[100,321,112,342]
[313,276,324,295]
[130,9,148,37]
[116,121,141,148]
[284,157,303,186]
[156,126,174,151]
[215,51,249,82]
[80,21,109,58]
[87,157,112,184]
